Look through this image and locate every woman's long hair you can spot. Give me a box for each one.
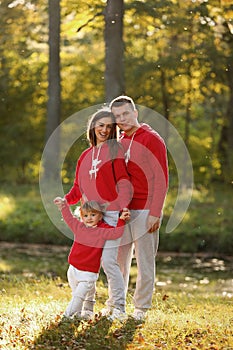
[87,107,120,160]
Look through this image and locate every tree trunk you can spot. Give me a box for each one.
[183,29,193,189]
[104,0,124,102]
[226,61,233,153]
[160,68,170,143]
[219,57,233,183]
[44,0,61,180]
[217,18,233,183]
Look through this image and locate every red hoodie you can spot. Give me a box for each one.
[65,142,131,211]
[61,203,125,273]
[120,123,168,217]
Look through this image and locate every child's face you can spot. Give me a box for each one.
[81,210,103,227]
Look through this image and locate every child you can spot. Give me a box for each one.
[54,197,130,320]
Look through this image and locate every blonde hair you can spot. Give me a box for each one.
[80,200,108,216]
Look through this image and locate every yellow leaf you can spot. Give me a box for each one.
[138,332,145,343]
[15,328,20,336]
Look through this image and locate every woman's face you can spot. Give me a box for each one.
[94,117,114,145]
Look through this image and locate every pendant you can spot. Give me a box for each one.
[89,158,102,179]
[125,149,130,165]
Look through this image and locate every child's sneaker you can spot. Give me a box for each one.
[81,310,94,320]
[101,307,112,317]
[132,309,146,321]
[108,308,127,321]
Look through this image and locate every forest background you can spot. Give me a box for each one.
[0,0,233,254]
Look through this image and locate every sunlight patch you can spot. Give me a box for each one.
[0,196,15,220]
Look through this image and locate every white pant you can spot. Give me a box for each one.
[64,265,98,317]
[72,211,126,313]
[117,210,159,310]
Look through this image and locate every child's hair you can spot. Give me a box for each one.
[81,201,105,214]
[74,201,109,219]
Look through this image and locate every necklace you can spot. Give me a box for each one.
[89,144,102,179]
[125,132,136,165]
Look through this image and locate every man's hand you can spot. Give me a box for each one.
[147,215,160,233]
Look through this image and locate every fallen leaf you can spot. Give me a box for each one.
[138,332,145,343]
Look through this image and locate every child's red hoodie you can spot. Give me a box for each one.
[61,203,125,273]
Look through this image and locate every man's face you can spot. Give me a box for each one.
[111,103,138,134]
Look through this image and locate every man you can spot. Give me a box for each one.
[109,95,169,321]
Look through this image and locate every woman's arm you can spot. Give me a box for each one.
[65,156,83,205]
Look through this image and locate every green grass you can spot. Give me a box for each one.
[0,243,232,349]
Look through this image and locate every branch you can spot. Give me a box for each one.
[77,11,104,32]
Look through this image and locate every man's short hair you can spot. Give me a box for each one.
[109,95,136,111]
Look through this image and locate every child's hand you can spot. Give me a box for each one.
[53,197,66,210]
[120,208,131,221]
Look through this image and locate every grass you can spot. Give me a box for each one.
[0,243,233,349]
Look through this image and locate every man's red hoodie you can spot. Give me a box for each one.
[120,123,169,217]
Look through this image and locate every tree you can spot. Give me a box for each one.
[0,0,47,183]
[213,3,233,183]
[43,0,61,180]
[104,0,124,102]
[1,0,233,186]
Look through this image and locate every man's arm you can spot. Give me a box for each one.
[147,134,168,232]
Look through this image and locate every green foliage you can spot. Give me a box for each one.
[1,183,232,254]
[0,0,232,185]
[0,184,70,245]
[160,183,233,254]
[62,134,89,183]
[0,0,47,183]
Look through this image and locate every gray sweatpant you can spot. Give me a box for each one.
[101,211,126,312]
[117,210,159,311]
[82,211,126,313]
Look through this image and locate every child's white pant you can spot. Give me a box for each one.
[64,265,98,317]
[70,211,126,314]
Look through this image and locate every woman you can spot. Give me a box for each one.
[63,107,131,320]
